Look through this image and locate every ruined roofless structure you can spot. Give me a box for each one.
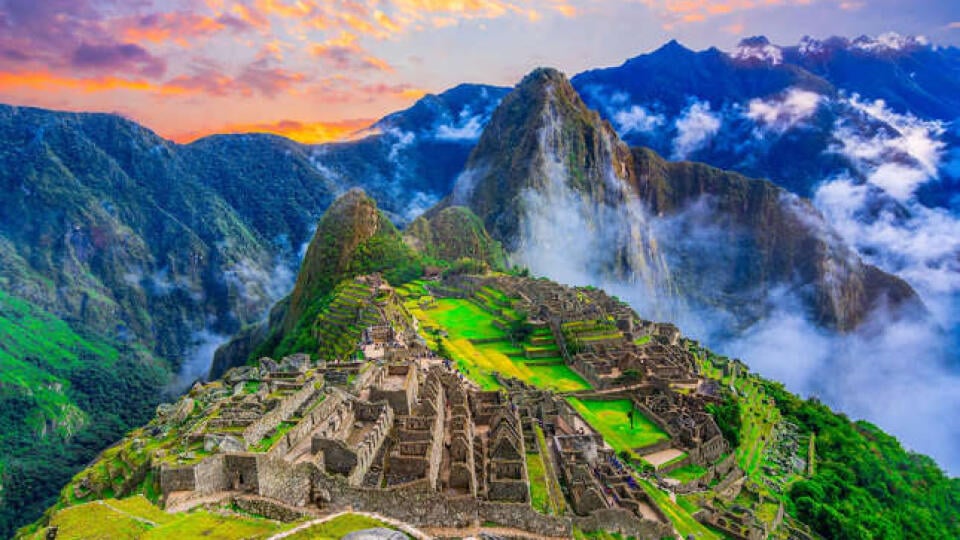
[145,274,742,538]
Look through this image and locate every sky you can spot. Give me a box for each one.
[0,0,957,143]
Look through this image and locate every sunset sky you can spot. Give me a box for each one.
[1,0,957,143]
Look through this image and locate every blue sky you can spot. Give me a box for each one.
[0,0,956,142]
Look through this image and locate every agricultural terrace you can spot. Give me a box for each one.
[697,353,790,494]
[566,398,668,453]
[399,281,590,392]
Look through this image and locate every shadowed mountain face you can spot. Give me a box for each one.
[451,67,920,335]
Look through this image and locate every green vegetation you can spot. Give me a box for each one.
[0,292,166,539]
[638,479,722,540]
[284,513,400,539]
[252,421,296,452]
[404,206,507,270]
[566,398,668,452]
[762,381,960,540]
[411,297,590,392]
[706,394,741,447]
[143,511,282,539]
[20,495,291,540]
[667,464,707,483]
[526,452,552,514]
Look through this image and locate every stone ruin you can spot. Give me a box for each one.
[152,273,747,539]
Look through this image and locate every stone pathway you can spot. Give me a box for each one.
[97,500,159,527]
[422,525,570,540]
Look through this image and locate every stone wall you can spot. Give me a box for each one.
[243,380,319,446]
[195,455,228,494]
[232,496,309,522]
[572,507,673,539]
[159,465,196,494]
[266,393,343,459]
[224,454,260,492]
[256,456,314,507]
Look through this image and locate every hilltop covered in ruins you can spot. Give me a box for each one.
[20,192,959,540]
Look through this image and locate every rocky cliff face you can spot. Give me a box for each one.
[451,68,920,333]
[452,68,670,300]
[631,147,919,331]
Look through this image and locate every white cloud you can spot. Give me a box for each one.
[435,113,484,140]
[732,42,783,65]
[830,95,946,201]
[613,105,666,135]
[746,89,822,134]
[672,101,721,159]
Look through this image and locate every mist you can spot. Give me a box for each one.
[499,94,960,475]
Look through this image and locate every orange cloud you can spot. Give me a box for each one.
[0,70,188,95]
[644,0,841,27]
[311,32,394,72]
[116,12,244,47]
[171,117,375,144]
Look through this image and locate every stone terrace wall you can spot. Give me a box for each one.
[243,380,319,446]
[311,473,672,539]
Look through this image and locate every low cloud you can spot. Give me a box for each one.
[830,95,946,201]
[436,111,485,141]
[746,88,821,134]
[613,105,666,135]
[724,294,960,473]
[672,100,721,159]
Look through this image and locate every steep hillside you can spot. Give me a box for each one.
[282,188,419,334]
[450,68,668,299]
[451,67,919,333]
[631,147,919,331]
[0,291,165,538]
[404,206,507,269]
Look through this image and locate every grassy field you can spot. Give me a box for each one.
[566,398,668,452]
[143,512,282,539]
[284,514,399,539]
[526,452,551,514]
[667,464,708,483]
[33,496,290,540]
[423,299,506,340]
[411,296,590,392]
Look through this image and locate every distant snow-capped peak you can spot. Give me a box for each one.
[851,32,929,53]
[732,36,783,65]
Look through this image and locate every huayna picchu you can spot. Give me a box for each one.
[19,191,959,540]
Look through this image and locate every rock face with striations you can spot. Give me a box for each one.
[630,147,920,331]
[450,67,921,333]
[451,67,670,297]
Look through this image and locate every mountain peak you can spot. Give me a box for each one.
[282,188,408,332]
[732,35,783,65]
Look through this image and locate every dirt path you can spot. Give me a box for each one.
[267,510,431,540]
[97,500,159,527]
[423,525,570,540]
